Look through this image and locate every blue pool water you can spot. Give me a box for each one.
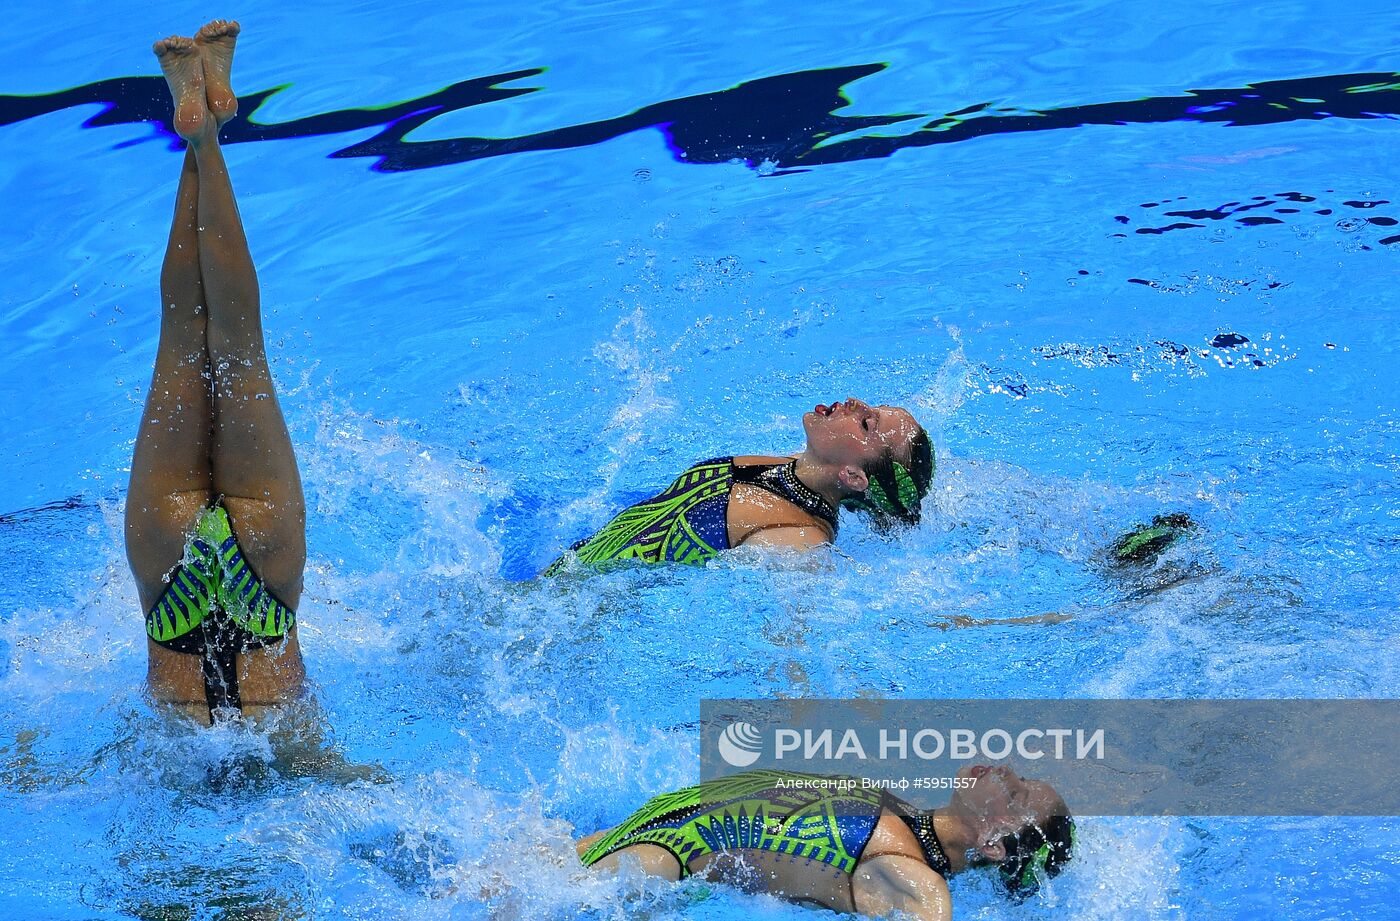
[3,1,1399,918]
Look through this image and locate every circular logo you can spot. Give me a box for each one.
[718,721,763,767]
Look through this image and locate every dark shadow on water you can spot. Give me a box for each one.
[1,67,1396,174]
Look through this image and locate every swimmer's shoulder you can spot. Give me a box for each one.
[726,455,832,548]
[851,812,952,921]
[731,454,797,467]
[861,809,937,868]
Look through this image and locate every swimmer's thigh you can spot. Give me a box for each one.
[587,844,682,880]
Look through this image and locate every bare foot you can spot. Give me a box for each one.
[195,19,240,127]
[152,35,208,141]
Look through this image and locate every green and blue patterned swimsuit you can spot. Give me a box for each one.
[546,457,838,574]
[145,503,296,713]
[579,770,950,879]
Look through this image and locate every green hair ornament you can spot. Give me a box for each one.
[999,819,1076,897]
[868,461,920,517]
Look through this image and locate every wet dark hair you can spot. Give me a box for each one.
[842,429,935,526]
[997,812,1075,898]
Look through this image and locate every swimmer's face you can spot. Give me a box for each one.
[952,764,1067,847]
[802,398,921,482]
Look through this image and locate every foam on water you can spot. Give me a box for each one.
[3,0,1400,917]
[3,327,1396,912]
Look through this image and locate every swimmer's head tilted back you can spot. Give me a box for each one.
[951,764,1075,897]
[802,398,935,525]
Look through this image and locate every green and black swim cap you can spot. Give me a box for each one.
[843,429,935,526]
[1111,512,1196,564]
[998,813,1075,898]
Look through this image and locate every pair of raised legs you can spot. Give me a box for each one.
[125,21,305,724]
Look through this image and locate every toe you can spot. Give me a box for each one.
[198,19,240,40]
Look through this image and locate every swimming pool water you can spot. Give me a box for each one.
[2,1,1399,918]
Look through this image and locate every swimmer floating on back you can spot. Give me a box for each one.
[125,21,305,725]
[544,395,1193,574]
[546,398,935,572]
[576,765,1073,919]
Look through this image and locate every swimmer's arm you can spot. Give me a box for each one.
[733,525,830,551]
[942,611,1072,629]
[851,854,952,921]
